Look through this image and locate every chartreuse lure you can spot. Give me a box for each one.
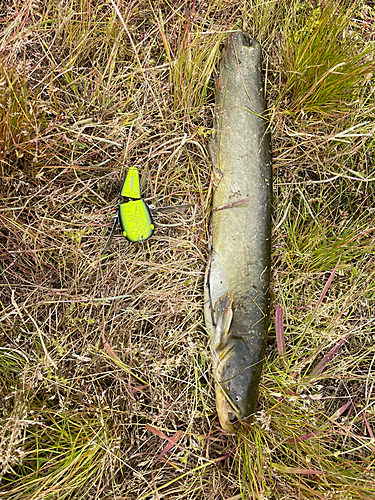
[118,167,154,242]
[101,166,192,254]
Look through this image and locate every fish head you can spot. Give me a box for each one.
[213,292,262,431]
[215,360,258,433]
[213,292,252,431]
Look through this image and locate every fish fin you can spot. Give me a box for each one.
[213,292,233,350]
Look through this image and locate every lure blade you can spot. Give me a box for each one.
[121,166,141,199]
[118,199,154,242]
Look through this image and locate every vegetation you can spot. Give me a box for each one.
[1,0,375,498]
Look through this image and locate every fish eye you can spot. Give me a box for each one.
[234,394,242,403]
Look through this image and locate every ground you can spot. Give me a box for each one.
[1,1,375,499]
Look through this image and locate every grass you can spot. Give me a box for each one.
[1,0,375,498]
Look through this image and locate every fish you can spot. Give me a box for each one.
[204,32,272,432]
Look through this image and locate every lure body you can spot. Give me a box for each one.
[204,32,272,432]
[119,167,154,243]
[118,200,154,243]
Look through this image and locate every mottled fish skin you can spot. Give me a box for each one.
[204,32,272,431]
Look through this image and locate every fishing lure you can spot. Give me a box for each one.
[102,166,192,253]
[118,166,155,243]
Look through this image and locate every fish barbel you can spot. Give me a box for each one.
[204,32,272,432]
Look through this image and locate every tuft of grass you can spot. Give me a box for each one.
[156,2,225,116]
[1,399,117,499]
[0,64,41,176]
[279,0,374,117]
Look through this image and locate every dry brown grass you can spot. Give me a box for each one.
[1,0,375,499]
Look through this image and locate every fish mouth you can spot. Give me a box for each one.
[215,383,240,433]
